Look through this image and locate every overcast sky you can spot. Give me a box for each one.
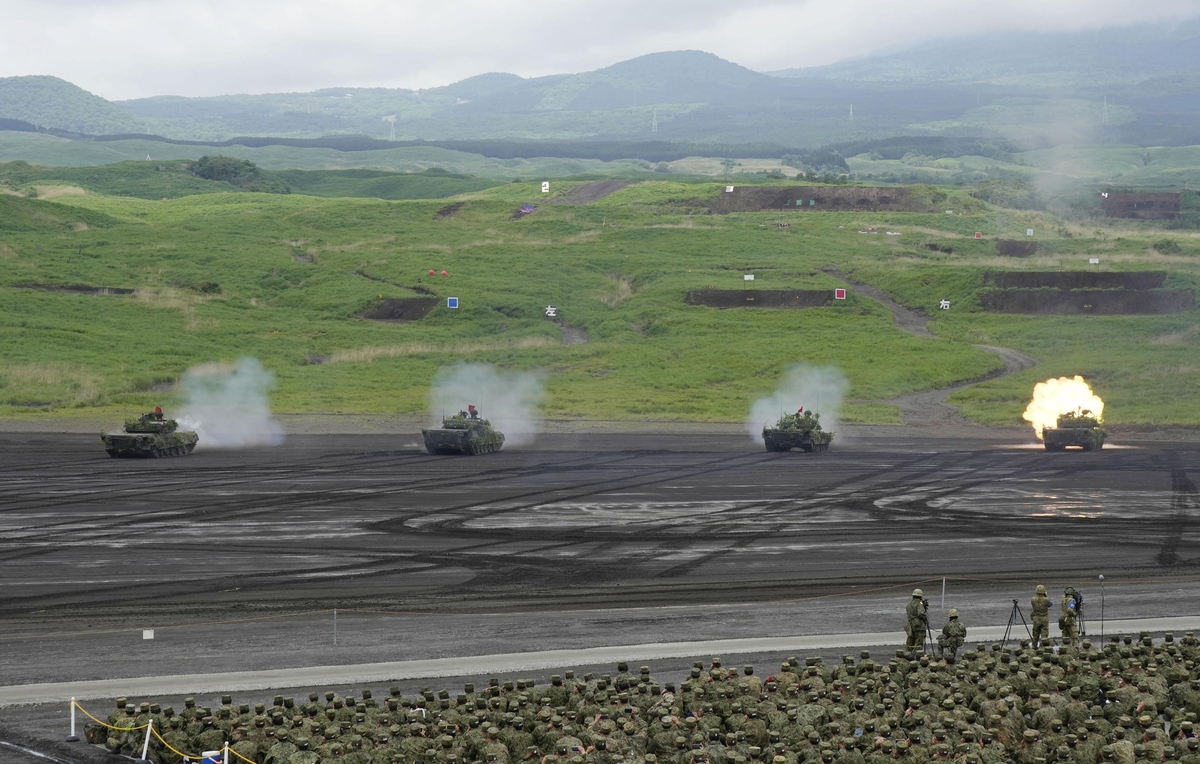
[4,0,1200,100]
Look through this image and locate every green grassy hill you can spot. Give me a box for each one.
[0,76,144,134]
[0,160,504,201]
[0,176,1197,427]
[0,131,661,177]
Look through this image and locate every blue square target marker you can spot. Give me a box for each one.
[447,297,459,309]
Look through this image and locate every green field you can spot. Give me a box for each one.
[0,131,659,178]
[1,172,1198,426]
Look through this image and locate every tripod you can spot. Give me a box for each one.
[1002,599,1032,649]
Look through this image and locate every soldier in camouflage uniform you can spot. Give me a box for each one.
[1060,587,1080,648]
[905,589,928,654]
[936,609,966,663]
[1031,585,1051,648]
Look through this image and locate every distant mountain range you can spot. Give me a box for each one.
[3,21,1200,151]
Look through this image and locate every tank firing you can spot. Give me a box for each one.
[1023,375,1107,451]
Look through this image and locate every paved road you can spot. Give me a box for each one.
[5,615,1199,707]
[1,431,1199,686]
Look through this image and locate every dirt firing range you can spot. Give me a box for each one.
[1,429,1199,687]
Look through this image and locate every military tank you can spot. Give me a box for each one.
[422,406,505,455]
[762,408,833,453]
[101,407,199,458]
[1043,410,1106,452]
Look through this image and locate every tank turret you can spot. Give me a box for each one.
[761,408,833,453]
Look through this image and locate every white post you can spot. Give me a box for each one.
[941,579,946,610]
[140,720,153,762]
[224,741,230,764]
[334,609,337,645]
[66,697,79,742]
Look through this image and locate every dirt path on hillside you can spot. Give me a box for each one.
[829,269,1040,430]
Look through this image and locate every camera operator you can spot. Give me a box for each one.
[1060,586,1082,648]
[1031,585,1050,648]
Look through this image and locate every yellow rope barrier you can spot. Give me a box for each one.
[73,699,149,731]
[72,699,253,764]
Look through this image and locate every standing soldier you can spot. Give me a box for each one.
[1031,585,1050,648]
[1061,587,1081,648]
[936,610,966,663]
[905,589,928,654]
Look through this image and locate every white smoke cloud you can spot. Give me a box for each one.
[428,363,545,448]
[178,357,285,448]
[747,365,849,444]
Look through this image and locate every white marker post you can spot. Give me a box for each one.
[224,742,230,764]
[66,697,79,742]
[138,720,153,763]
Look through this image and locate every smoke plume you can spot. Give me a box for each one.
[178,357,285,448]
[428,363,545,447]
[747,364,849,443]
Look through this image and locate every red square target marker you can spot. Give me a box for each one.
[834,288,847,300]
[975,232,983,239]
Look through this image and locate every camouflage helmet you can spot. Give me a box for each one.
[1036,585,1046,595]
[948,609,959,618]
[913,589,924,597]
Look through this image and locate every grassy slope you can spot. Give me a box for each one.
[0,131,658,178]
[0,160,505,201]
[849,230,1200,426]
[1,179,1197,427]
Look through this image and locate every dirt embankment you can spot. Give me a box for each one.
[685,289,834,308]
[355,297,439,321]
[981,290,1194,315]
[984,271,1167,290]
[711,186,934,214]
[13,282,135,295]
[550,180,632,205]
[980,270,1193,314]
[1103,192,1180,220]
[995,240,1039,257]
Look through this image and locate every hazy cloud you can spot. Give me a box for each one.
[3,0,1199,99]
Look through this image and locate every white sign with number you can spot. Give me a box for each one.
[744,274,754,281]
[541,182,549,193]
[725,186,734,193]
[1089,258,1100,265]
[1027,229,1034,236]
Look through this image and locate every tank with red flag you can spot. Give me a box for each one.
[101,407,199,458]
[421,405,505,455]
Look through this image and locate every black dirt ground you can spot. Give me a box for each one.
[2,431,1200,756]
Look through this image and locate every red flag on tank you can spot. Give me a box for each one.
[468,405,476,412]
[797,407,803,414]
[155,406,162,414]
